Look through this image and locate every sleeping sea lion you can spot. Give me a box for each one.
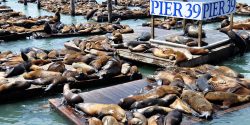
[0,81,31,94]
[102,116,120,125]
[119,85,180,109]
[48,50,59,59]
[137,106,172,118]
[76,103,126,122]
[184,24,206,38]
[130,94,176,109]
[63,53,96,65]
[23,70,62,80]
[187,48,209,55]
[137,32,151,41]
[89,56,111,70]
[164,109,183,125]
[88,117,103,125]
[129,112,147,125]
[205,91,250,109]
[169,97,199,116]
[112,41,150,49]
[72,62,96,75]
[147,115,159,125]
[47,61,65,73]
[63,83,84,105]
[5,52,32,78]
[128,44,151,52]
[64,42,81,52]
[165,35,194,44]
[181,90,213,119]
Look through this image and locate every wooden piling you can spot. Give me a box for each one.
[70,0,75,16]
[114,0,118,5]
[151,15,155,39]
[230,13,234,31]
[107,0,112,23]
[24,0,27,5]
[198,20,202,47]
[37,0,41,9]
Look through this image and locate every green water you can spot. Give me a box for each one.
[0,0,249,124]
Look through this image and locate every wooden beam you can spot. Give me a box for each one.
[230,13,234,31]
[37,0,41,9]
[24,0,27,5]
[151,15,155,39]
[70,0,75,15]
[107,0,112,23]
[198,20,202,47]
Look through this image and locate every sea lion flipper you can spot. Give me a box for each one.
[21,52,29,62]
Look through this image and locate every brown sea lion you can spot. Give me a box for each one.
[112,30,123,44]
[128,44,151,52]
[174,51,188,64]
[72,62,96,75]
[205,91,250,109]
[0,81,31,94]
[102,116,120,125]
[47,61,65,73]
[63,53,96,65]
[119,85,180,109]
[64,42,81,52]
[169,97,199,116]
[76,103,126,122]
[187,48,209,55]
[48,50,59,59]
[216,66,244,78]
[63,83,84,105]
[137,106,173,118]
[129,112,147,125]
[130,94,177,109]
[89,56,111,70]
[98,58,121,79]
[5,52,32,78]
[164,109,183,125]
[23,70,62,80]
[181,90,213,119]
[36,50,48,60]
[147,115,159,125]
[88,117,103,125]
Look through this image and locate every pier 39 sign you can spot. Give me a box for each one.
[150,0,236,20]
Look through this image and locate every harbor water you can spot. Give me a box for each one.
[0,0,249,124]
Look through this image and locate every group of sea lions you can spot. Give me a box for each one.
[40,0,149,22]
[236,3,250,16]
[0,35,141,93]
[60,63,250,124]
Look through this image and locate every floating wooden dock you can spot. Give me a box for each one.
[49,79,250,125]
[0,72,142,104]
[117,27,244,67]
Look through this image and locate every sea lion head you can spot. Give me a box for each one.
[221,19,230,28]
[119,97,137,109]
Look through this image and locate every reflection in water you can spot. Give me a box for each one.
[0,0,250,125]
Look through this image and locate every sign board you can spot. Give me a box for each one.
[150,0,236,20]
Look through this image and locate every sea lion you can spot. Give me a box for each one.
[181,90,213,119]
[129,112,147,125]
[36,50,48,60]
[47,61,65,73]
[98,58,121,79]
[169,97,199,116]
[63,83,84,105]
[102,116,120,125]
[86,9,98,20]
[227,30,247,56]
[169,75,191,89]
[216,66,244,78]
[89,56,111,70]
[184,24,206,38]
[130,94,177,109]
[72,62,96,75]
[137,106,173,118]
[64,42,81,52]
[147,115,159,125]
[76,103,126,122]
[23,70,62,80]
[5,52,32,78]
[119,85,180,109]
[63,53,96,65]
[44,22,52,34]
[165,35,194,44]
[221,19,230,28]
[128,44,151,52]
[137,32,151,41]
[112,41,150,49]
[196,74,214,94]
[164,109,183,125]
[187,48,209,55]
[0,81,31,94]
[88,117,103,125]
[205,91,250,109]
[48,50,59,59]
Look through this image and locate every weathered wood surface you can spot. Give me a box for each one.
[49,79,250,125]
